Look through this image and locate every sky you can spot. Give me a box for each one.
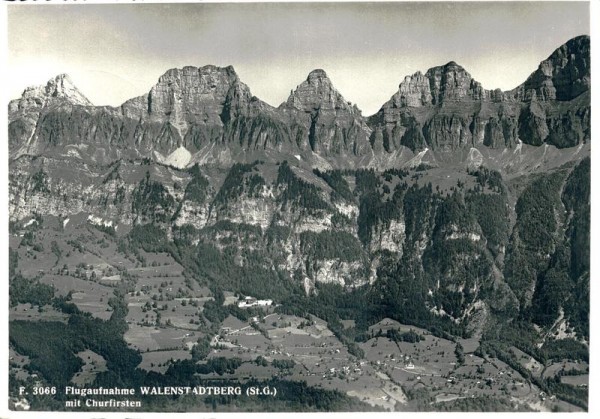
[6,1,590,116]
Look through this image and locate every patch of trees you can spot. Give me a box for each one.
[203,220,262,238]
[20,231,38,248]
[213,162,265,206]
[131,171,175,223]
[423,193,489,310]
[429,396,527,412]
[265,225,291,244]
[277,161,329,211]
[124,224,179,259]
[196,357,243,375]
[467,167,504,193]
[357,183,405,245]
[454,342,465,365]
[9,274,54,307]
[182,241,300,303]
[13,290,142,388]
[10,321,84,387]
[465,191,509,255]
[299,230,363,262]
[272,359,296,370]
[190,337,211,362]
[312,169,354,202]
[561,158,590,339]
[68,313,141,375]
[481,320,588,364]
[370,257,467,339]
[260,379,383,411]
[9,248,19,278]
[353,169,379,197]
[542,339,589,363]
[414,163,434,172]
[172,224,199,247]
[30,169,50,193]
[184,164,210,204]
[102,162,122,184]
[91,223,117,237]
[504,170,568,307]
[382,328,424,343]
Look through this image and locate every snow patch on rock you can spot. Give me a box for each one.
[164,146,192,169]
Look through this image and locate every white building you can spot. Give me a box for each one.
[238,296,273,308]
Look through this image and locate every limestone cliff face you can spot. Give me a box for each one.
[385,61,498,110]
[279,69,372,157]
[511,35,590,102]
[284,69,355,112]
[8,74,94,152]
[368,36,590,152]
[126,65,262,132]
[426,62,492,104]
[392,72,433,108]
[9,74,92,114]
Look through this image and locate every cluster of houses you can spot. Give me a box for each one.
[237,296,273,308]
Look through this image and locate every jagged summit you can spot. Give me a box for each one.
[384,61,489,108]
[118,64,266,131]
[512,34,590,101]
[307,68,329,80]
[283,69,357,113]
[154,65,240,88]
[379,35,590,112]
[424,61,489,104]
[9,73,92,113]
[147,64,251,119]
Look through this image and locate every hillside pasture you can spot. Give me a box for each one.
[10,304,68,323]
[138,350,192,373]
[40,274,113,319]
[71,350,108,386]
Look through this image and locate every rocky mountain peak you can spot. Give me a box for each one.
[513,34,590,101]
[425,61,489,104]
[284,69,356,113]
[147,65,251,118]
[306,68,330,82]
[386,61,490,109]
[9,73,92,113]
[142,65,260,127]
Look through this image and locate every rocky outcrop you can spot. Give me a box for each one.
[426,62,492,104]
[369,36,590,152]
[369,219,406,255]
[392,72,433,108]
[8,74,94,153]
[511,35,590,102]
[9,74,92,115]
[387,62,495,108]
[284,69,356,113]
[279,69,372,157]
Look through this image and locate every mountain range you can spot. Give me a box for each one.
[9,35,590,170]
[8,35,591,404]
